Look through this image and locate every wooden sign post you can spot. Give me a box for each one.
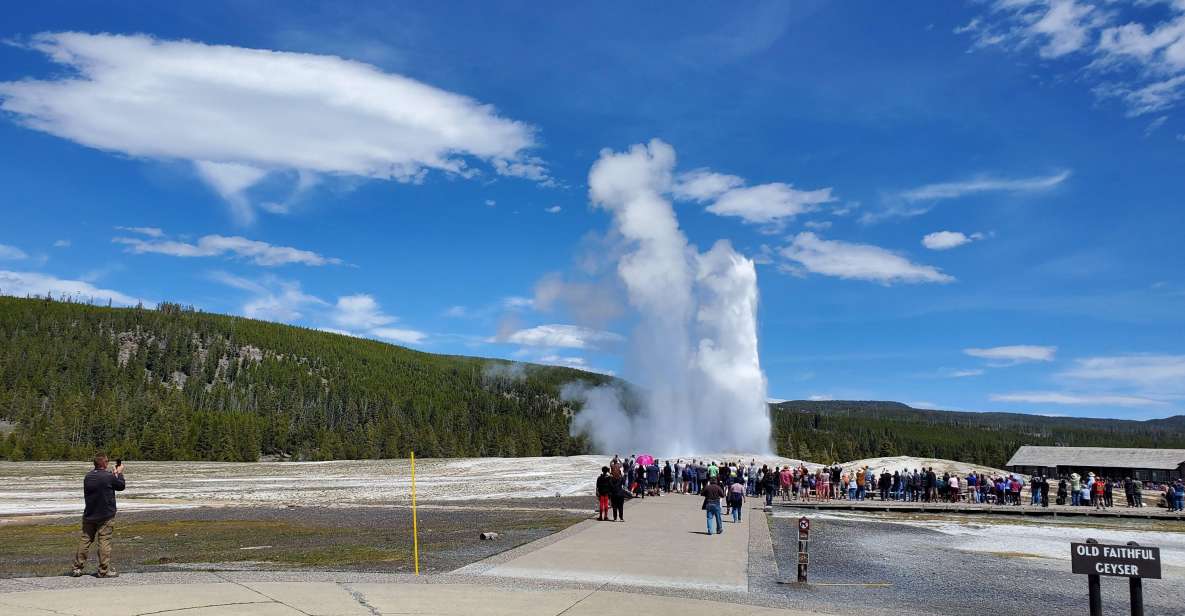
[1071,538,1160,616]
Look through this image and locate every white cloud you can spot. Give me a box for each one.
[0,270,142,305]
[0,245,28,260]
[499,323,624,350]
[706,183,836,225]
[672,169,744,201]
[807,394,834,401]
[331,294,395,330]
[922,230,984,250]
[964,345,1057,364]
[52,240,71,248]
[115,233,340,266]
[0,32,546,222]
[778,232,954,285]
[210,274,425,344]
[545,205,562,214]
[672,168,835,226]
[114,226,164,238]
[960,1,1185,116]
[949,368,986,378]
[485,199,497,208]
[803,220,832,230]
[370,327,427,344]
[864,171,1070,223]
[990,392,1167,407]
[209,271,325,322]
[1059,354,1185,394]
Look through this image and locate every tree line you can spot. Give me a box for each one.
[0,297,606,461]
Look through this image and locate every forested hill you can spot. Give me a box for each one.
[0,296,611,461]
[771,400,1185,469]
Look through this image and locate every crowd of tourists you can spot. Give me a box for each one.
[594,455,1185,525]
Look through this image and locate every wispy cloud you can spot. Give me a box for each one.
[496,323,623,350]
[778,232,954,285]
[115,232,340,266]
[957,1,1185,117]
[0,244,28,260]
[0,269,143,305]
[864,171,1070,223]
[964,345,1057,365]
[990,392,1166,407]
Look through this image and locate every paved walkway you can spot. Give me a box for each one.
[0,494,817,615]
[460,492,754,591]
[0,578,818,615]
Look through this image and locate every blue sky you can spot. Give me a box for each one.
[1,1,1182,419]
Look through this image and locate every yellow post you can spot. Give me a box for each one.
[411,450,420,575]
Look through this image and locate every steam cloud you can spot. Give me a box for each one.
[567,139,771,455]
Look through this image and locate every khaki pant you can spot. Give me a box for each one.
[73,517,114,574]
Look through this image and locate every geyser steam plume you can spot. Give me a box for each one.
[567,139,771,455]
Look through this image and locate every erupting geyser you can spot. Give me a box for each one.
[566,140,772,455]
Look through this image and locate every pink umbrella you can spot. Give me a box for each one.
[636,454,654,466]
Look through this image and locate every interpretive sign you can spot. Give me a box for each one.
[1071,542,1161,579]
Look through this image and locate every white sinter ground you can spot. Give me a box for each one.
[0,453,810,516]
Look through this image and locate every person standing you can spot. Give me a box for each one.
[701,479,725,535]
[596,466,612,521]
[609,468,627,521]
[72,453,125,578]
[728,479,745,522]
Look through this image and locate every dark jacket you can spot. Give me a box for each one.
[596,474,612,496]
[83,469,125,522]
[701,482,725,505]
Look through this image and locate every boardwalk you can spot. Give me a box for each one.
[773,498,1185,520]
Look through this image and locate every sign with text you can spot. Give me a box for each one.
[1071,543,1161,579]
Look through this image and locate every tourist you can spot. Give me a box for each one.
[662,460,673,493]
[596,466,612,521]
[646,460,660,496]
[729,477,745,522]
[674,460,684,494]
[1057,477,1068,506]
[1093,477,1107,510]
[702,479,725,535]
[747,460,758,496]
[1070,473,1081,506]
[696,461,708,494]
[780,466,792,502]
[1171,480,1184,512]
[609,467,627,522]
[948,473,960,503]
[1104,478,1114,508]
[879,469,891,501]
[1133,479,1143,508]
[72,453,125,578]
[763,466,778,506]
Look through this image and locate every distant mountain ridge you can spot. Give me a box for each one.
[770,400,1185,468]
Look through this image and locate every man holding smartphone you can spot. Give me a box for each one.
[72,453,125,578]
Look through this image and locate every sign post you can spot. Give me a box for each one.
[797,516,810,583]
[411,451,420,576]
[1071,538,1160,616]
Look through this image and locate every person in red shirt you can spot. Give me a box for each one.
[1094,478,1107,510]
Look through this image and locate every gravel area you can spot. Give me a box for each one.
[766,509,1185,616]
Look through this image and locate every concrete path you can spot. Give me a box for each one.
[0,577,821,616]
[461,491,753,591]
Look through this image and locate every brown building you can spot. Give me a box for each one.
[1005,446,1185,482]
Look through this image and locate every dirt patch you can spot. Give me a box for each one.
[0,500,588,578]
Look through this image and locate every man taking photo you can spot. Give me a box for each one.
[71,453,125,578]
